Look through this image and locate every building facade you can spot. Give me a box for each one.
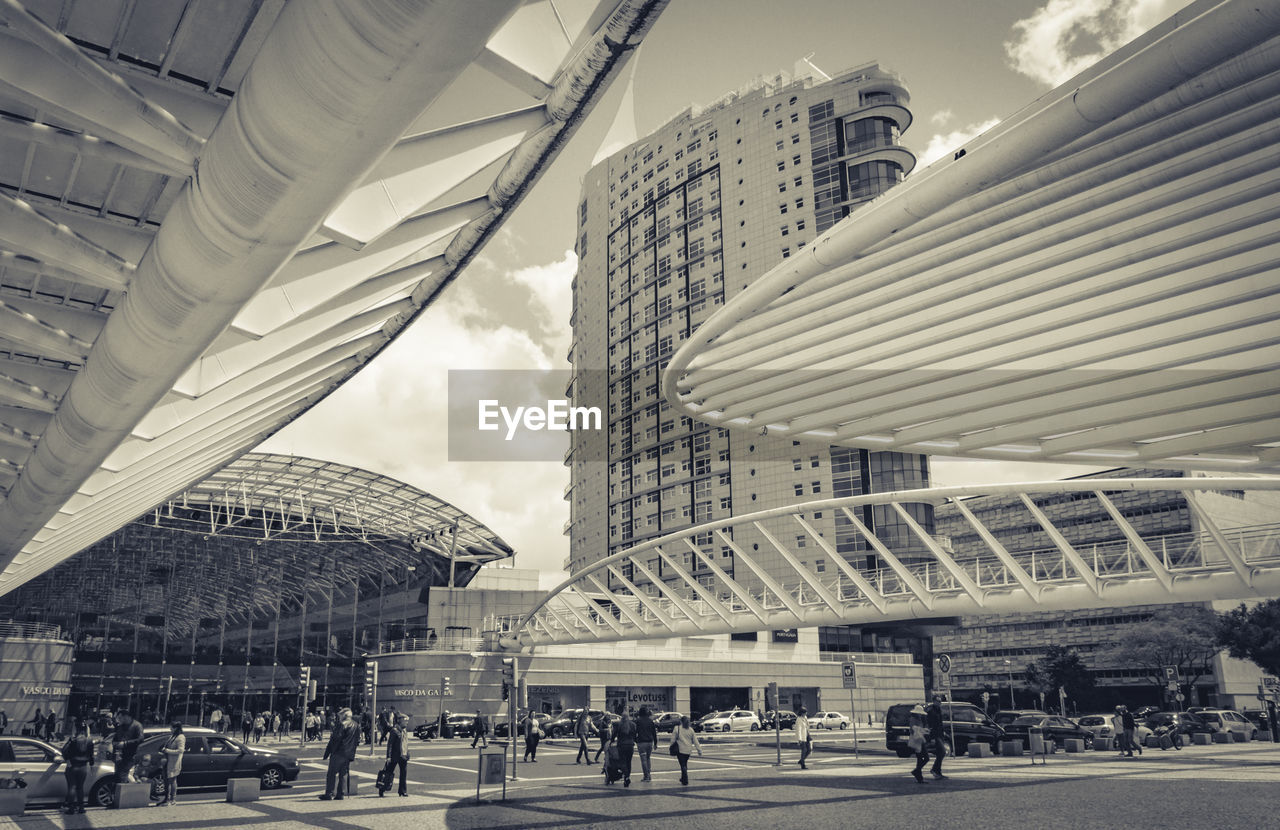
[565,65,933,655]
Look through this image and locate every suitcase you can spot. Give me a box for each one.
[375,761,394,794]
[603,745,623,784]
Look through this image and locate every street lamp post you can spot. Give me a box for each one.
[1004,660,1016,709]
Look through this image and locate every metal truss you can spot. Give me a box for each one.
[662,0,1280,474]
[0,0,670,595]
[497,478,1280,648]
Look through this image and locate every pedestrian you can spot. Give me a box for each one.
[241,710,252,743]
[360,709,373,746]
[633,707,657,781]
[0,707,7,735]
[907,705,930,784]
[377,708,390,745]
[795,706,812,769]
[271,712,281,740]
[670,715,702,786]
[320,708,360,800]
[383,714,410,797]
[252,713,265,743]
[159,722,185,806]
[210,707,222,733]
[29,707,44,740]
[925,694,948,780]
[523,713,542,762]
[470,710,489,749]
[60,722,94,814]
[610,711,637,787]
[574,709,594,764]
[46,711,58,741]
[593,715,610,763]
[1119,705,1141,757]
[110,711,144,788]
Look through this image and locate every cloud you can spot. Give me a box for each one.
[930,109,954,127]
[916,117,1002,168]
[1005,0,1184,86]
[258,248,580,578]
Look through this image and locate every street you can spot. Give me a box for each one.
[2,733,1276,829]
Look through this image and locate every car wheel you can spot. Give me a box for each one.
[90,778,116,809]
[750,723,760,731]
[839,722,847,730]
[955,739,969,756]
[260,765,285,790]
[723,724,731,733]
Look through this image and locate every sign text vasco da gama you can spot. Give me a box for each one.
[393,688,454,697]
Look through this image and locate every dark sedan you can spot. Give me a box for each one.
[135,728,299,796]
[1144,711,1214,738]
[1001,715,1094,750]
[493,712,551,738]
[542,709,603,739]
[415,714,476,740]
[763,710,798,730]
[652,711,683,733]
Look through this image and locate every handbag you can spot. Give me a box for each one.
[669,727,681,756]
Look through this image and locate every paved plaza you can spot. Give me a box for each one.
[2,736,1276,830]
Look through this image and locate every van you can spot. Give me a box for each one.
[885,702,1005,757]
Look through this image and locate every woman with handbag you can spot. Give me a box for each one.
[670,715,702,786]
[907,705,929,784]
[523,714,542,762]
[159,722,185,805]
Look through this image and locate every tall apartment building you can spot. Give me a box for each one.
[565,64,932,651]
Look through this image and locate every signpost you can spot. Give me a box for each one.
[476,749,507,803]
[502,658,517,781]
[768,681,781,766]
[935,655,954,758]
[843,660,859,759]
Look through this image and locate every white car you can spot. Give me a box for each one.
[1077,714,1152,746]
[0,735,117,808]
[698,710,761,732]
[1196,709,1258,740]
[813,711,850,730]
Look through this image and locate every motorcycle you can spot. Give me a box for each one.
[1150,722,1183,750]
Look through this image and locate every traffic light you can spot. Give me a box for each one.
[307,679,318,702]
[364,662,378,699]
[501,657,516,683]
[298,665,310,692]
[502,681,509,701]
[441,675,452,696]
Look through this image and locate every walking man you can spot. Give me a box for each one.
[110,712,144,788]
[384,714,410,797]
[925,694,948,780]
[574,709,594,764]
[1119,705,1141,757]
[795,706,812,769]
[633,708,657,781]
[470,710,489,749]
[320,709,360,800]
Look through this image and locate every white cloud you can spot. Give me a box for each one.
[258,249,580,576]
[1005,0,1185,86]
[916,117,1002,168]
[930,109,954,126]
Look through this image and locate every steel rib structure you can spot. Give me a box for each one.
[0,0,669,595]
[662,0,1280,474]
[500,478,1280,647]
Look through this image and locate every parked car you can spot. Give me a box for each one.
[542,709,603,739]
[0,735,116,809]
[885,702,1006,758]
[1144,711,1214,740]
[131,728,299,802]
[697,710,761,732]
[813,711,850,730]
[652,712,684,733]
[1077,713,1152,746]
[1195,709,1259,740]
[992,709,1049,727]
[762,710,797,730]
[1001,715,1094,750]
[493,712,552,738]
[1242,709,1273,732]
[416,714,476,739]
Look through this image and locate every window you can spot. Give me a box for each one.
[782,247,791,258]
[795,197,805,209]
[796,219,806,231]
[780,225,789,237]
[794,483,804,496]
[810,456,820,468]
[777,161,786,172]
[779,203,788,214]
[791,133,800,145]
[812,481,821,493]
[796,535,807,549]
[775,120,783,130]
[775,140,784,151]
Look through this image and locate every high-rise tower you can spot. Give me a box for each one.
[565,65,931,645]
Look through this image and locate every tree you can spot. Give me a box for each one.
[1024,645,1095,713]
[1216,599,1280,676]
[1105,605,1220,698]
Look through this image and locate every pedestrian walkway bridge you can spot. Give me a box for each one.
[495,478,1280,648]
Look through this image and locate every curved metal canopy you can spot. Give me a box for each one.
[663,0,1280,474]
[0,0,669,595]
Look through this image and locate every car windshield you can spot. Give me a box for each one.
[1078,717,1105,726]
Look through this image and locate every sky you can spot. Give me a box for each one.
[260,0,1190,575]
